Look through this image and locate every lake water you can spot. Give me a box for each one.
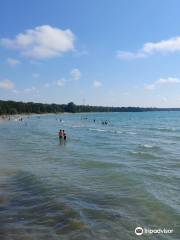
[0,112,179,240]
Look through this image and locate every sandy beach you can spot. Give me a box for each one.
[0,112,68,124]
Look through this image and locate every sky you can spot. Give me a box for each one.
[1,0,180,107]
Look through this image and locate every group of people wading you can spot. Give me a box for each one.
[58,129,67,141]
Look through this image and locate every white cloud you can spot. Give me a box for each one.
[1,25,75,59]
[117,36,180,60]
[144,84,156,91]
[7,57,21,66]
[143,38,180,54]
[144,77,180,91]
[156,77,180,84]
[93,80,102,88]
[12,89,19,94]
[117,51,146,60]
[0,79,15,89]
[54,69,82,87]
[24,86,38,93]
[32,73,40,78]
[56,78,65,87]
[41,68,81,90]
[70,68,81,80]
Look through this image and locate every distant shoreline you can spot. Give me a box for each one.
[1,100,180,116]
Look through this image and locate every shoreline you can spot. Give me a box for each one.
[0,112,70,123]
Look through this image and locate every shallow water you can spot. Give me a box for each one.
[0,112,179,240]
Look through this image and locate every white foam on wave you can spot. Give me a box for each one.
[143,144,153,148]
[115,130,123,134]
[141,144,160,150]
[71,125,83,128]
[157,127,175,131]
[127,131,136,135]
[89,128,123,134]
[89,128,106,132]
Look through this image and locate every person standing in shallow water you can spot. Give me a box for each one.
[63,130,67,140]
[59,129,63,139]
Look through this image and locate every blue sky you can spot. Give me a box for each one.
[1,0,180,107]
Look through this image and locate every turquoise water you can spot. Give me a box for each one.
[0,112,179,240]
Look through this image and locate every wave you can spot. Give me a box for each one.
[129,151,157,159]
[139,144,160,150]
[147,127,177,132]
[172,135,180,140]
[116,130,123,134]
[80,159,123,169]
[142,144,154,148]
[88,128,144,136]
[1,171,89,239]
[89,128,124,135]
[158,127,176,132]
[126,131,136,135]
[89,128,107,132]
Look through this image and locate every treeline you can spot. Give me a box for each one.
[0,100,180,115]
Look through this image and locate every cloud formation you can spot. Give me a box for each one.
[117,36,180,60]
[0,79,15,89]
[7,58,21,66]
[145,77,180,91]
[93,80,102,88]
[156,77,180,84]
[24,86,39,93]
[56,68,82,87]
[70,68,81,80]
[56,79,65,87]
[40,68,82,89]
[1,25,75,59]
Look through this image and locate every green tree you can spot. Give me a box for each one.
[66,102,77,113]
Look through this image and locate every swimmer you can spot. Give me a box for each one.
[63,130,67,140]
[59,129,63,139]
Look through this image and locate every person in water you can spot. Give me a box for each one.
[63,130,67,140]
[59,129,63,139]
